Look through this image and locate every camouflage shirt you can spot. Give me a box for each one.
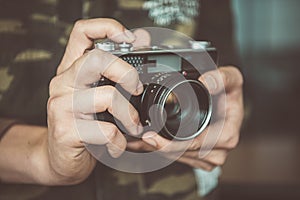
[0,0,238,199]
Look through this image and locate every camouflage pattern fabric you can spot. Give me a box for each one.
[0,0,237,199]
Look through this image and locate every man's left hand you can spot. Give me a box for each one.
[127,66,244,171]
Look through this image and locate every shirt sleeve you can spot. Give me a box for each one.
[194,166,222,197]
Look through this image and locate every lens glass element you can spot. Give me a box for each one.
[162,80,211,140]
[164,92,181,119]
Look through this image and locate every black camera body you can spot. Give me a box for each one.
[95,41,217,140]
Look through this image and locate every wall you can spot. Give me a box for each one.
[220,1,300,199]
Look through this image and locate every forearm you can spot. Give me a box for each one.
[0,124,58,185]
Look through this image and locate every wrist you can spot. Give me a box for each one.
[32,130,91,186]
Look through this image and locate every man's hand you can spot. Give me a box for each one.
[46,18,143,184]
[127,66,244,171]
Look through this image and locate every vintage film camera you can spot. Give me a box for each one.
[95,41,217,140]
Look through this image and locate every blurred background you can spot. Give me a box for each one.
[0,0,299,199]
[219,0,300,199]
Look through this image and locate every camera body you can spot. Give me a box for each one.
[95,41,217,140]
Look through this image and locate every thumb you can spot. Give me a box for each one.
[199,66,243,95]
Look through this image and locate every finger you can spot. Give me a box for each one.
[190,112,241,152]
[126,140,156,152]
[189,118,240,151]
[50,49,143,95]
[210,69,243,150]
[142,119,239,152]
[183,149,228,166]
[142,120,225,152]
[132,28,151,48]
[199,66,243,95]
[177,156,216,171]
[143,67,244,151]
[58,18,136,74]
[142,132,193,153]
[73,86,143,136]
[75,119,127,158]
[199,67,243,150]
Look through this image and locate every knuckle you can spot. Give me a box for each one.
[222,67,244,88]
[94,86,116,112]
[103,18,120,26]
[224,134,239,149]
[97,85,133,116]
[84,49,104,70]
[87,48,104,62]
[103,18,125,33]
[47,96,60,112]
[104,124,119,142]
[112,65,139,89]
[73,19,87,33]
[231,67,244,87]
[52,123,68,140]
[100,85,117,99]
[47,95,73,124]
[87,49,116,74]
[50,120,76,143]
[49,76,60,95]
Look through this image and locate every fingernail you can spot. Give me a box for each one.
[204,75,217,92]
[124,29,136,42]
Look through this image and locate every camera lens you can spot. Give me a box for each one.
[140,73,211,140]
[162,81,211,140]
[164,92,181,119]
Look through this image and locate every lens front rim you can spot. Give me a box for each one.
[158,79,212,141]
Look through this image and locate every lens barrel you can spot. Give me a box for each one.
[139,73,212,140]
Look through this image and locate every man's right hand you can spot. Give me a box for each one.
[46,18,143,184]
